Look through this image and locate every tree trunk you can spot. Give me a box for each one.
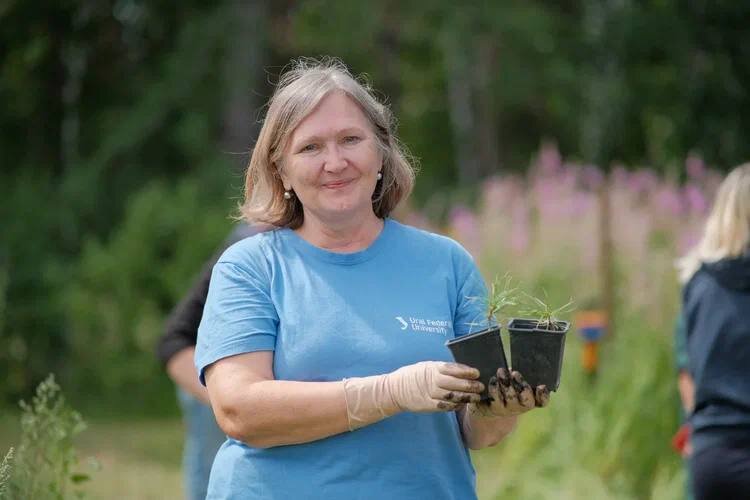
[474,36,500,177]
[220,0,269,172]
[598,174,616,339]
[443,28,479,186]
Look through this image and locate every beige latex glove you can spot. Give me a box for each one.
[342,361,484,430]
[470,368,550,417]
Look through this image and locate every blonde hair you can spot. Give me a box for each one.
[239,57,416,228]
[677,163,750,283]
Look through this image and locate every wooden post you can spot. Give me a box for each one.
[598,173,616,340]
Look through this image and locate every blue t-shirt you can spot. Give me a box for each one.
[196,218,489,500]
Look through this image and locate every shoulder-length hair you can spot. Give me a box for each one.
[239,57,416,229]
[677,163,750,283]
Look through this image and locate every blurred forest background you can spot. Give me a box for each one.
[1,1,749,498]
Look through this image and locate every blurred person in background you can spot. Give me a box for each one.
[195,58,550,499]
[156,223,265,500]
[676,163,750,500]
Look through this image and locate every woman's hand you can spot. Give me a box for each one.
[343,361,485,430]
[469,368,549,417]
[386,361,485,412]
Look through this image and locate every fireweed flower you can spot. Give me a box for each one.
[449,205,482,259]
[655,185,684,217]
[684,183,708,215]
[510,199,530,255]
[396,149,720,320]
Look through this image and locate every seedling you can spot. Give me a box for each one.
[519,291,575,331]
[466,273,519,333]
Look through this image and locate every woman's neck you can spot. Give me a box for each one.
[295,212,384,253]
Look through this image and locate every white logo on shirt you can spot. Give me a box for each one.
[395,316,452,335]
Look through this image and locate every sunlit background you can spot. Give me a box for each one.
[1,1,748,498]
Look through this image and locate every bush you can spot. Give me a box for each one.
[0,449,12,497]
[1,375,93,500]
[62,177,233,415]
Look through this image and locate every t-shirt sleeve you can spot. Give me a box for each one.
[452,247,492,337]
[195,258,279,385]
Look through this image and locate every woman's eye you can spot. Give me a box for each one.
[299,143,318,153]
[343,136,362,144]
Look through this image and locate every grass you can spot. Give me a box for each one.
[0,414,183,500]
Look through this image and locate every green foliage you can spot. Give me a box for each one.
[486,273,519,324]
[0,1,241,403]
[0,171,70,404]
[469,274,576,331]
[3,375,92,500]
[2,0,749,403]
[519,292,576,330]
[0,448,12,497]
[466,273,519,332]
[62,178,232,414]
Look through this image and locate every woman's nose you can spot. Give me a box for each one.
[323,144,347,172]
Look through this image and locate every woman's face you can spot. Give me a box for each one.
[280,91,383,226]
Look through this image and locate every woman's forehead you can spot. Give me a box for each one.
[290,91,372,141]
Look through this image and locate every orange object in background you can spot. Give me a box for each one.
[575,310,607,374]
[582,341,598,374]
[575,310,608,330]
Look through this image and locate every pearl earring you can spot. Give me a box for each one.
[377,172,383,180]
[284,190,292,200]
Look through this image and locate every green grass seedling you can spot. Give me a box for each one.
[486,273,520,324]
[519,291,575,331]
[466,273,520,332]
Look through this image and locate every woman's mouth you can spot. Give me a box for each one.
[322,179,353,189]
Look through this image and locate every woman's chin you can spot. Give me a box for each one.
[316,202,374,222]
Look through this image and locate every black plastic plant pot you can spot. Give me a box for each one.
[445,326,508,400]
[507,318,570,392]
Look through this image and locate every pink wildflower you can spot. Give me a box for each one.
[654,186,684,217]
[686,154,706,181]
[580,165,604,190]
[684,183,708,214]
[510,200,530,254]
[449,205,481,257]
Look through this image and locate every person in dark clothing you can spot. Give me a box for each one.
[676,163,750,500]
[156,223,265,500]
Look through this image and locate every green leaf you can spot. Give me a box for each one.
[70,473,90,484]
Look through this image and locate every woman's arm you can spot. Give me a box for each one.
[205,351,350,448]
[206,353,485,449]
[459,407,517,450]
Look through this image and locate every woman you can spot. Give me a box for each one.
[677,163,750,500]
[195,59,548,499]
